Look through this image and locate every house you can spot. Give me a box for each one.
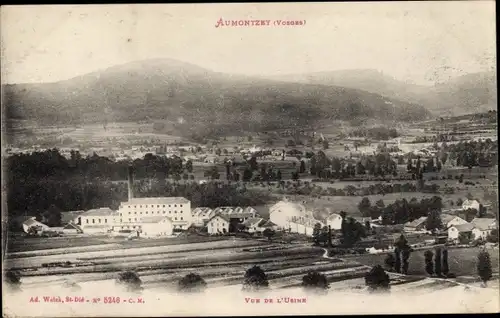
[62,223,83,234]
[326,213,343,230]
[403,217,428,232]
[207,214,230,235]
[76,208,117,234]
[440,214,468,229]
[269,200,307,230]
[289,216,324,237]
[204,155,219,164]
[191,207,215,227]
[22,217,50,234]
[140,216,175,238]
[448,223,475,242]
[242,218,277,233]
[470,218,498,240]
[462,199,481,211]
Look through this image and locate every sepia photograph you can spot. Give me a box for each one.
[1,1,498,316]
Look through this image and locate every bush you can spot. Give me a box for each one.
[301,271,329,294]
[116,271,143,293]
[242,265,269,292]
[424,250,434,276]
[364,265,390,292]
[177,273,207,293]
[4,270,22,293]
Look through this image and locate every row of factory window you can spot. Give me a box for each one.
[86,219,108,224]
[121,210,184,216]
[119,225,184,230]
[125,204,183,208]
[122,217,183,222]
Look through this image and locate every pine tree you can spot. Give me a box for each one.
[434,247,442,277]
[424,250,434,276]
[477,249,493,286]
[442,249,449,277]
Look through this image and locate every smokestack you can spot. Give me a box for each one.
[128,165,134,201]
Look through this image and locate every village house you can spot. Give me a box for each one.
[326,213,343,230]
[22,217,50,234]
[207,214,230,235]
[470,218,498,240]
[140,216,175,238]
[242,218,277,233]
[440,214,468,229]
[462,199,481,211]
[403,216,428,232]
[448,223,475,243]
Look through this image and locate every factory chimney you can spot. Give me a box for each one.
[127,165,134,201]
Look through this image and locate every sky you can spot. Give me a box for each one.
[1,2,496,85]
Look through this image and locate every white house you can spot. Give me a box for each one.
[470,218,497,240]
[441,214,468,229]
[76,208,118,234]
[22,217,50,234]
[326,213,343,230]
[462,199,481,211]
[269,200,307,230]
[207,214,230,235]
[140,216,175,238]
[289,216,324,237]
[448,223,475,242]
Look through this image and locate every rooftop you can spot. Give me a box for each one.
[126,197,190,204]
[471,218,497,230]
[452,223,475,232]
[405,216,428,227]
[80,208,117,217]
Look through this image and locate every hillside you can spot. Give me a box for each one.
[3,59,430,138]
[267,70,497,116]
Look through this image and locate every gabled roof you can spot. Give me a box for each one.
[242,217,264,228]
[140,216,173,224]
[80,208,117,217]
[462,199,480,207]
[471,218,497,231]
[326,213,342,220]
[227,212,255,219]
[23,218,49,228]
[208,214,230,223]
[260,220,277,228]
[451,223,475,232]
[404,216,428,228]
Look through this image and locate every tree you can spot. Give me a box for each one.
[358,197,371,216]
[434,247,442,277]
[5,270,22,293]
[401,247,411,275]
[276,169,282,181]
[242,168,253,181]
[299,160,306,173]
[301,271,329,294]
[322,139,329,150]
[426,210,443,231]
[442,249,449,277]
[177,273,207,293]
[477,249,492,286]
[116,271,143,293]
[365,265,390,292]
[27,226,39,236]
[312,223,322,246]
[43,204,62,227]
[424,250,434,276]
[185,160,193,173]
[384,254,396,272]
[263,228,275,242]
[242,265,269,292]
